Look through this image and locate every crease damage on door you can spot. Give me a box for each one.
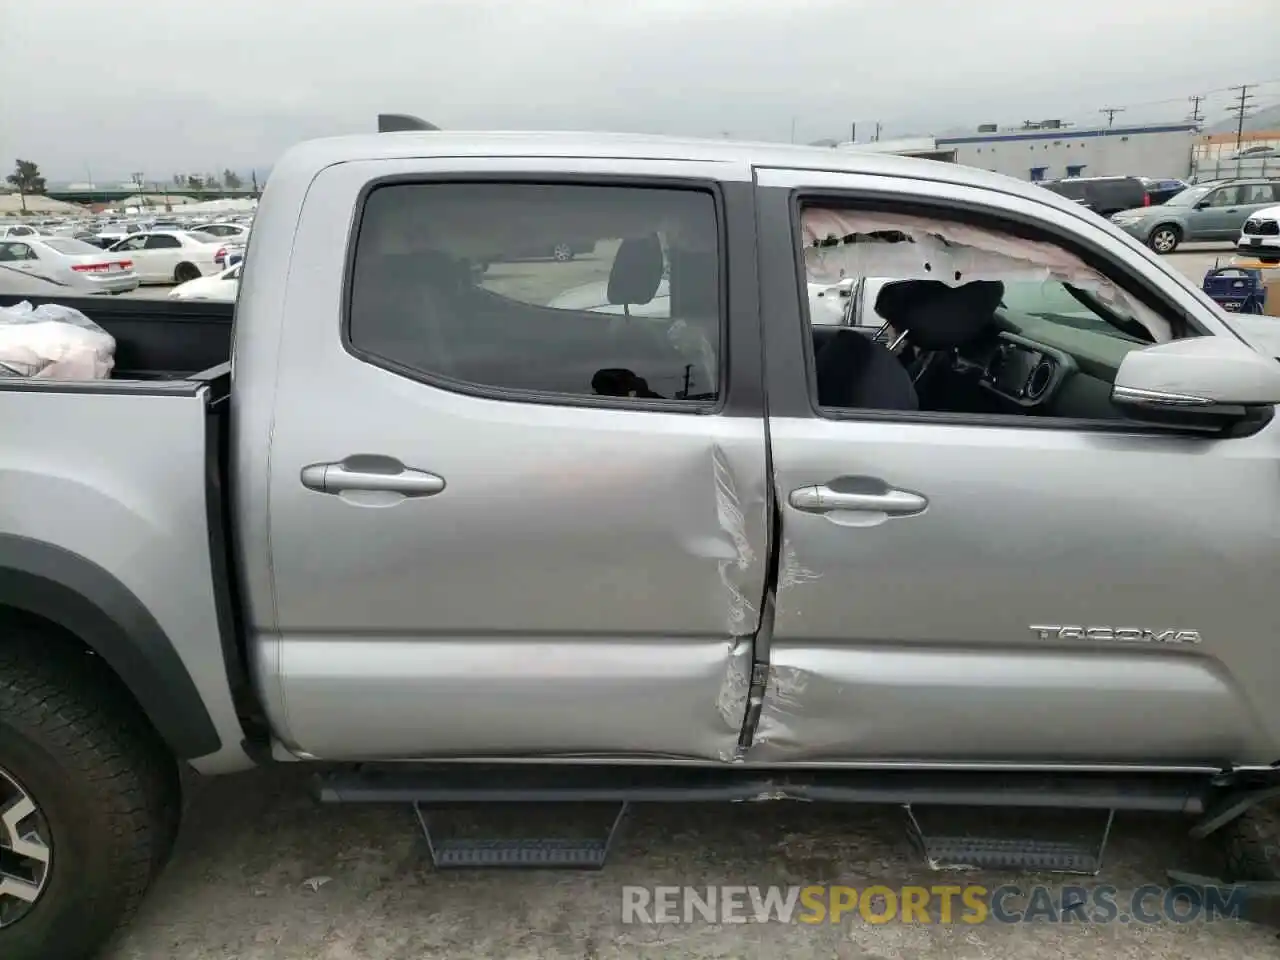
[743,536,824,758]
[689,443,769,760]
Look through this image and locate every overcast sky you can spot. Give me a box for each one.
[1,0,1277,182]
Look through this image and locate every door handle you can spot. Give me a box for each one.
[789,482,927,515]
[301,459,445,497]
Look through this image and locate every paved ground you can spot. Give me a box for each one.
[105,241,1280,960]
[105,767,1280,960]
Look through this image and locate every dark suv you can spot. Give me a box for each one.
[1039,176,1150,217]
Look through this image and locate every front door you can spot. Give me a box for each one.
[1189,184,1247,240]
[745,166,1279,768]
[258,158,769,762]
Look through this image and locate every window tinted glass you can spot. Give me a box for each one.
[348,182,721,404]
[146,234,182,249]
[0,243,34,262]
[1208,186,1242,207]
[1242,183,1277,204]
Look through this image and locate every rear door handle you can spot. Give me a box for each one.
[301,458,445,497]
[789,482,927,515]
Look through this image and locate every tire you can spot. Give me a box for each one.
[1147,225,1181,254]
[552,243,574,263]
[173,262,201,283]
[1223,803,1280,882]
[0,627,180,960]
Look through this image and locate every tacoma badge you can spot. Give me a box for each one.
[1029,625,1202,645]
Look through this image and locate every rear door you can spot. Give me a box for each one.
[253,157,769,762]
[747,165,1280,767]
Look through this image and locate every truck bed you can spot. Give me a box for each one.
[0,294,233,383]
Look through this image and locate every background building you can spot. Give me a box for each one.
[938,121,1197,181]
[834,121,1199,183]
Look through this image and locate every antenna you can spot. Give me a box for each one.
[377,113,440,133]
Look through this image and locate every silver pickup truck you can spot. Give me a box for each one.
[6,129,1280,959]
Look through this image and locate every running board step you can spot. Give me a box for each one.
[414,802,628,870]
[907,805,1114,875]
[314,765,1207,813]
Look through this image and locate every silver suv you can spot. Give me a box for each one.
[1110,178,1280,252]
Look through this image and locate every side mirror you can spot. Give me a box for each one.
[1194,200,1211,210]
[1112,336,1280,432]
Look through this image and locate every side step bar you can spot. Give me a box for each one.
[315,764,1208,812]
[316,766,1208,872]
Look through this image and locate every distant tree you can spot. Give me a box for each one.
[204,172,221,190]
[6,159,46,214]
[223,169,242,190]
[185,174,204,192]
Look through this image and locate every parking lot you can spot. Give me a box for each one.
[128,242,1242,302]
[98,242,1280,960]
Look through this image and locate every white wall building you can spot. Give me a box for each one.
[937,123,1197,182]
[834,123,1198,183]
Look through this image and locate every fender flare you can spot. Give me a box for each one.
[0,534,221,759]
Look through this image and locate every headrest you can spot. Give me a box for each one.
[608,234,664,306]
[875,279,1004,351]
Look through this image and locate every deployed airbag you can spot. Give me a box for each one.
[801,208,1171,342]
[0,301,115,379]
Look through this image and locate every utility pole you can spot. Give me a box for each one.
[873,121,882,142]
[850,121,856,143]
[1099,107,1125,128]
[131,172,146,211]
[1187,95,1205,126]
[1227,84,1256,151]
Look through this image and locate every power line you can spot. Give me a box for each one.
[1227,84,1257,149]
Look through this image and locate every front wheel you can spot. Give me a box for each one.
[0,630,179,960]
[1147,225,1181,254]
[552,243,574,262]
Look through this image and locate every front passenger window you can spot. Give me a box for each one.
[1208,187,1242,208]
[795,202,1175,425]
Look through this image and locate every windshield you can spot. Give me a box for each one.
[999,280,1145,342]
[43,238,105,256]
[1165,186,1213,207]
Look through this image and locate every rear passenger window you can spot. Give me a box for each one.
[347,182,722,405]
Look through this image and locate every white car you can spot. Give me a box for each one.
[167,262,240,301]
[0,236,139,294]
[105,230,221,284]
[1239,205,1280,262]
[0,224,42,239]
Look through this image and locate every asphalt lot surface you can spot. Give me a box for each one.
[107,241,1280,960]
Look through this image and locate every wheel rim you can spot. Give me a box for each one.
[1153,230,1175,252]
[553,244,572,261]
[0,766,52,928]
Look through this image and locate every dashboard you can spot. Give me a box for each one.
[952,332,1077,410]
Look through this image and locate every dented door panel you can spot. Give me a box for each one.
[747,170,1280,767]
[260,158,769,762]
